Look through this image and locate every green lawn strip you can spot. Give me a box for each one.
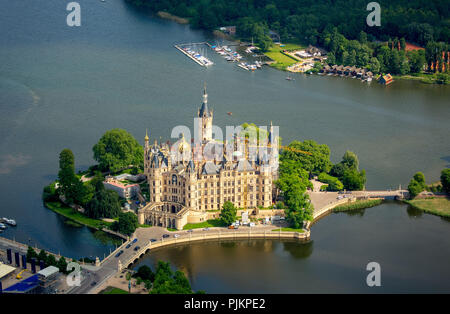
[182,219,226,230]
[271,228,304,233]
[45,201,112,229]
[100,286,129,294]
[404,198,450,218]
[332,199,383,212]
[264,43,304,70]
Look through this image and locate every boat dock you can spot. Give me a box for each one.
[174,42,213,67]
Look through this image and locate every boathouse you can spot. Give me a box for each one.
[379,74,394,85]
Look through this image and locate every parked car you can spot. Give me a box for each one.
[134,246,140,251]
[150,238,157,242]
[132,238,138,244]
[174,234,180,238]
[162,234,170,238]
[126,243,132,249]
[228,225,235,229]
[203,227,210,231]
[187,229,194,233]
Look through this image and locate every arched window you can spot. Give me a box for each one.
[172,174,177,185]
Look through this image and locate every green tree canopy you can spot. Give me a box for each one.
[114,212,139,235]
[220,201,237,226]
[93,129,144,172]
[150,261,193,294]
[281,140,331,174]
[441,169,450,194]
[408,172,427,198]
[86,188,121,219]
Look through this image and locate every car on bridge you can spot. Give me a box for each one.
[126,243,132,249]
[187,229,194,233]
[134,246,140,251]
[115,250,124,258]
[132,238,138,244]
[150,238,157,242]
[174,234,179,238]
[162,234,170,239]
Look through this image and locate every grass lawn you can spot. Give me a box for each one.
[264,43,304,70]
[100,286,129,294]
[272,228,304,233]
[45,201,112,230]
[182,219,226,230]
[405,197,450,217]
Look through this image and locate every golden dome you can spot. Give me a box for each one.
[144,129,149,141]
[178,134,190,153]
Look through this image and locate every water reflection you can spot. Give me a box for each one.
[406,205,423,218]
[282,240,314,259]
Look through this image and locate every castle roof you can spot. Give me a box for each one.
[202,161,219,175]
[199,84,211,117]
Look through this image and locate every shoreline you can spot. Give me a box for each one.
[150,11,449,86]
[403,197,450,218]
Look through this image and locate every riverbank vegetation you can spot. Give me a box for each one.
[126,0,449,83]
[404,169,450,217]
[333,199,383,212]
[277,140,367,228]
[43,129,144,237]
[132,261,203,294]
[26,246,69,274]
[405,198,450,218]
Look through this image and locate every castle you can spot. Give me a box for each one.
[137,86,279,230]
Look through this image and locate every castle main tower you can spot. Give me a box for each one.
[197,83,213,143]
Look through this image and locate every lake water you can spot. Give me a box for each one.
[0,0,449,290]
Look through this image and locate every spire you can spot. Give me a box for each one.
[199,82,211,117]
[144,129,149,142]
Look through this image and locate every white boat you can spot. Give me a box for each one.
[2,217,16,226]
[0,223,6,229]
[237,63,249,71]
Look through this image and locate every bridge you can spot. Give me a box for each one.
[308,188,408,222]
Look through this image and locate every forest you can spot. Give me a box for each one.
[126,0,449,78]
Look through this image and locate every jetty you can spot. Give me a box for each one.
[174,42,213,67]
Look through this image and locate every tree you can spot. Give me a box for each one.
[46,254,57,267]
[220,201,237,226]
[440,169,450,194]
[86,188,121,219]
[341,169,366,191]
[58,149,77,203]
[114,212,139,235]
[57,149,89,205]
[37,249,47,263]
[150,261,193,294]
[282,140,331,174]
[57,257,68,274]
[135,265,155,282]
[408,172,427,198]
[26,246,37,261]
[93,129,144,172]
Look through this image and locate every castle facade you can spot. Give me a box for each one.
[137,87,278,230]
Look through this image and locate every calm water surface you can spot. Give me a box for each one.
[134,202,450,293]
[0,0,449,290]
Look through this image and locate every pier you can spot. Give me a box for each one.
[174,42,213,67]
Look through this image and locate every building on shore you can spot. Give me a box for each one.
[138,86,279,230]
[379,74,394,85]
[103,176,141,199]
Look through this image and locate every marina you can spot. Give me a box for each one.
[174,42,214,67]
[207,42,264,72]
